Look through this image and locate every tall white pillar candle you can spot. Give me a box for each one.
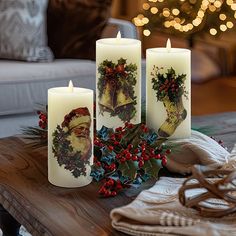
[48,81,93,188]
[96,32,141,130]
[146,39,191,139]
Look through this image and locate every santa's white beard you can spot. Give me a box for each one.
[67,132,91,159]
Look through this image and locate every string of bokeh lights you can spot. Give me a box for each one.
[133,0,236,36]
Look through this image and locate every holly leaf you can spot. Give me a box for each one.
[90,166,105,182]
[143,159,162,179]
[97,126,113,141]
[100,147,116,165]
[118,58,126,65]
[140,173,151,182]
[120,124,142,148]
[151,138,167,148]
[118,160,138,181]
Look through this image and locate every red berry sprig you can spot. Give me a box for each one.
[93,122,172,197]
[112,123,170,169]
[37,111,47,130]
[98,178,123,197]
[98,122,170,169]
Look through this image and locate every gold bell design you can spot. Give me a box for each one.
[115,87,133,109]
[99,82,134,111]
[99,82,115,111]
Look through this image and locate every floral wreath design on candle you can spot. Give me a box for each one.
[97,58,137,122]
[151,66,188,138]
[52,107,92,178]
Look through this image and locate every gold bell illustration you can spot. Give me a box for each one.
[115,87,133,109]
[99,82,134,111]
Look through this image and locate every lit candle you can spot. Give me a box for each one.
[48,81,94,187]
[96,31,141,130]
[146,39,191,139]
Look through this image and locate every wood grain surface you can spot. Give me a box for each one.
[0,137,131,236]
[192,112,236,152]
[0,112,235,236]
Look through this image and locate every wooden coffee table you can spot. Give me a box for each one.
[0,112,235,236]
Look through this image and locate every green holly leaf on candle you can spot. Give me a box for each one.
[152,67,187,103]
[151,67,188,138]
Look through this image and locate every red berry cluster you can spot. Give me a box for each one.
[93,122,171,197]
[98,178,123,197]
[94,138,104,148]
[111,123,169,168]
[159,78,179,94]
[116,141,169,167]
[94,122,170,170]
[37,111,47,130]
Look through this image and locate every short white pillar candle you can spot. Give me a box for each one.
[146,39,191,139]
[48,81,94,188]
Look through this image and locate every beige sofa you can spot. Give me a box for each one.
[0,18,140,138]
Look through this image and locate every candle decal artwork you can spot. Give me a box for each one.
[146,39,191,139]
[48,81,93,188]
[96,31,141,130]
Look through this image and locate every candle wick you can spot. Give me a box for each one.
[68,80,74,92]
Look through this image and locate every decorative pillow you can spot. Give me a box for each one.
[0,0,53,62]
[47,0,112,60]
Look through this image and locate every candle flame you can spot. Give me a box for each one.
[116,31,121,40]
[166,38,171,52]
[68,80,74,92]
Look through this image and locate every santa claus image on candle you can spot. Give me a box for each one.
[52,107,92,178]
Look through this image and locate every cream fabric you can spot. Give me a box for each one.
[111,131,235,236]
[166,130,230,175]
[111,177,236,236]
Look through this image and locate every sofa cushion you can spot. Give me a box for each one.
[0,0,53,62]
[47,0,112,60]
[0,59,96,115]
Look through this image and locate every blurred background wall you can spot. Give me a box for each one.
[110,0,236,115]
[111,0,236,76]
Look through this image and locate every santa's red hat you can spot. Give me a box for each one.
[62,107,91,128]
